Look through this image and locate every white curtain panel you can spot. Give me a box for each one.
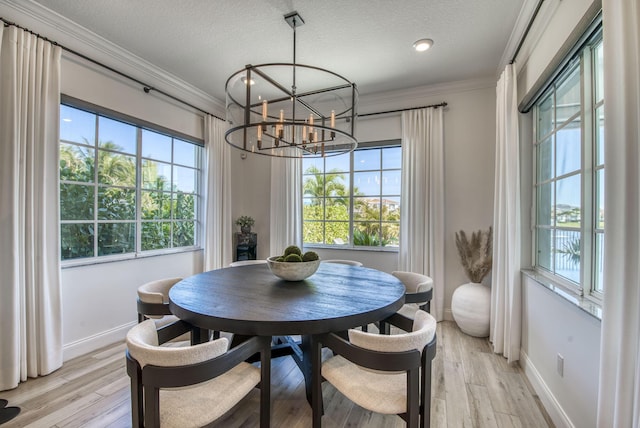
[269,148,302,256]
[0,26,63,390]
[399,107,445,321]
[203,115,233,270]
[597,1,640,426]
[490,64,521,363]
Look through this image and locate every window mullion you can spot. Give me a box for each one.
[136,127,142,254]
[581,46,594,298]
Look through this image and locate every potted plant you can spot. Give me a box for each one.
[451,227,493,337]
[235,215,255,234]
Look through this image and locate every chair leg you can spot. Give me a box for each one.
[144,386,160,428]
[407,368,419,428]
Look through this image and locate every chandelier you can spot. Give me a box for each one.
[225,12,358,158]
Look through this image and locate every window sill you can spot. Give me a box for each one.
[304,244,399,253]
[521,268,602,321]
[61,247,202,269]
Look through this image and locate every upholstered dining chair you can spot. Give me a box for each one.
[126,319,271,428]
[392,271,434,317]
[136,277,183,323]
[321,259,364,267]
[229,259,268,267]
[311,310,437,428]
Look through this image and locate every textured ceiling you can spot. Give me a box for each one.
[30,0,525,103]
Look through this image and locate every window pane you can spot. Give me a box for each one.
[354,223,381,247]
[594,232,604,293]
[60,143,95,182]
[60,183,94,220]
[141,190,171,220]
[303,157,323,174]
[381,222,400,247]
[325,222,349,245]
[597,169,604,229]
[595,41,604,102]
[174,192,196,220]
[141,221,171,251]
[303,221,324,244]
[556,230,581,283]
[142,130,172,162]
[173,221,195,247]
[97,223,135,256]
[325,152,350,172]
[354,197,380,221]
[354,148,380,171]
[381,197,401,221]
[556,120,581,176]
[60,105,95,145]
[143,160,172,190]
[97,187,136,220]
[98,151,136,186]
[537,182,553,226]
[353,172,380,196]
[303,198,324,221]
[596,105,604,165]
[174,139,198,167]
[98,117,137,154]
[556,66,581,124]
[537,94,554,139]
[61,223,94,260]
[556,174,581,228]
[173,166,197,193]
[325,199,349,221]
[382,146,401,169]
[324,173,349,197]
[537,228,552,271]
[303,174,325,198]
[537,138,553,182]
[382,170,401,195]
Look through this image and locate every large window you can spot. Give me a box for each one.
[303,143,401,248]
[59,103,202,262]
[533,28,604,298]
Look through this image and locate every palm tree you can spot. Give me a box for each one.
[303,165,350,205]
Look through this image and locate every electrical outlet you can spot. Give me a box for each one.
[557,354,564,377]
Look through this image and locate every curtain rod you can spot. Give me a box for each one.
[359,102,448,118]
[510,0,545,64]
[1,17,225,121]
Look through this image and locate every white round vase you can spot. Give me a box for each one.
[451,282,491,337]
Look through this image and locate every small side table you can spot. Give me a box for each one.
[234,232,257,261]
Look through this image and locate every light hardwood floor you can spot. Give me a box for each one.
[1,321,553,428]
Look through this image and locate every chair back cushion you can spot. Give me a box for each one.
[137,277,183,304]
[348,310,436,353]
[391,271,433,294]
[126,319,228,368]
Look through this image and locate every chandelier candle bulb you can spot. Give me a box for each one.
[262,100,268,120]
[331,110,335,128]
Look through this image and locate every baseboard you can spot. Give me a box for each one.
[63,321,136,361]
[519,349,575,428]
[442,308,455,321]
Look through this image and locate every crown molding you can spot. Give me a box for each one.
[358,77,496,114]
[1,0,225,116]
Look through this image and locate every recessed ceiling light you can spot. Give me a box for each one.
[413,38,434,52]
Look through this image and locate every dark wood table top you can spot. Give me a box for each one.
[169,263,405,336]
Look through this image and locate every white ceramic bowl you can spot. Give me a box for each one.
[266,256,321,281]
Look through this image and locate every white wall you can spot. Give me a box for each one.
[233,80,498,319]
[515,0,602,427]
[520,275,601,428]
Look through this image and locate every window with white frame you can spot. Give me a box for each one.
[59,103,202,262]
[533,26,604,298]
[302,142,401,248]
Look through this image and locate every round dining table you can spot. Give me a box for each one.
[169,262,406,404]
